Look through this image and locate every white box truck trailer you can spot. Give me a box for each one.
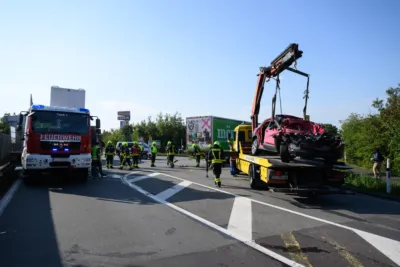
[50,86,86,108]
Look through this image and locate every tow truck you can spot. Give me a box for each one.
[228,44,352,194]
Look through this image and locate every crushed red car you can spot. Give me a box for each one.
[251,114,344,163]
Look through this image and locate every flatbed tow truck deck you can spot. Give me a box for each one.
[234,142,353,195]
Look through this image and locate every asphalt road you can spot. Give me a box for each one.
[0,156,400,267]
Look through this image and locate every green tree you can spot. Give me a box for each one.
[101,112,186,151]
[340,83,400,174]
[0,113,11,135]
[320,123,338,135]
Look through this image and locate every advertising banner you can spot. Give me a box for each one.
[212,118,242,150]
[186,116,212,151]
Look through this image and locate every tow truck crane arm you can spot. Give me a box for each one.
[250,43,309,133]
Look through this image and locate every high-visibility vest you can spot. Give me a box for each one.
[91,145,100,160]
[151,146,158,154]
[211,148,224,164]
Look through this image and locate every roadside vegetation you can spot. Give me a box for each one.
[339,84,400,176]
[344,173,400,196]
[102,112,186,153]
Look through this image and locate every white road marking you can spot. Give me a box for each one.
[146,170,400,265]
[0,179,22,217]
[122,172,304,267]
[125,172,160,183]
[228,196,252,241]
[354,229,400,266]
[156,180,192,201]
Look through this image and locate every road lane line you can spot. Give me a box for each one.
[126,172,160,183]
[327,240,363,267]
[148,170,400,265]
[281,232,313,267]
[156,180,192,201]
[122,172,305,267]
[353,229,400,266]
[0,179,22,217]
[228,196,252,241]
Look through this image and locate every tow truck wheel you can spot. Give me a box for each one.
[251,138,259,155]
[248,164,259,189]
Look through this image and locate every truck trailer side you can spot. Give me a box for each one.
[186,115,250,153]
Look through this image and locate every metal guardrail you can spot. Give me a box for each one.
[0,133,11,168]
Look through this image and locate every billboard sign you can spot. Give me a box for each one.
[117,111,131,121]
[120,120,129,128]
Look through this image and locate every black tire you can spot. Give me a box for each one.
[251,138,259,156]
[248,164,259,189]
[280,144,292,163]
[274,138,281,153]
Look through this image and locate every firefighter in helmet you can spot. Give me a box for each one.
[119,142,132,170]
[105,141,115,169]
[207,141,224,187]
[131,141,141,168]
[150,141,158,167]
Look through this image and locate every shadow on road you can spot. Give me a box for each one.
[0,177,63,267]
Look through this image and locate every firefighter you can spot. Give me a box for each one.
[166,141,176,167]
[150,141,157,167]
[119,142,132,170]
[105,141,115,169]
[131,141,141,168]
[193,143,201,167]
[91,141,105,178]
[207,141,224,187]
[138,142,144,163]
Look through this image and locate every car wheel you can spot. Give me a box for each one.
[251,138,259,155]
[280,144,293,163]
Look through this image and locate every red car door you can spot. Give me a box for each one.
[264,120,278,146]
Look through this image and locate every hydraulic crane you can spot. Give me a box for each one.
[250,43,310,133]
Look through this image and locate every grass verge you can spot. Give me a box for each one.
[344,173,400,196]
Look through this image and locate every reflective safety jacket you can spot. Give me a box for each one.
[193,144,201,155]
[166,144,175,155]
[91,145,101,161]
[151,145,158,154]
[105,145,115,156]
[131,145,141,156]
[208,145,225,164]
[121,145,131,158]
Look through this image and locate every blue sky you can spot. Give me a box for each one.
[1,0,399,130]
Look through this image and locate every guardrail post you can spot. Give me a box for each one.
[386,158,391,194]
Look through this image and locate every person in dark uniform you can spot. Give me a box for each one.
[193,143,201,167]
[119,142,132,170]
[166,141,176,167]
[105,141,115,169]
[207,141,224,187]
